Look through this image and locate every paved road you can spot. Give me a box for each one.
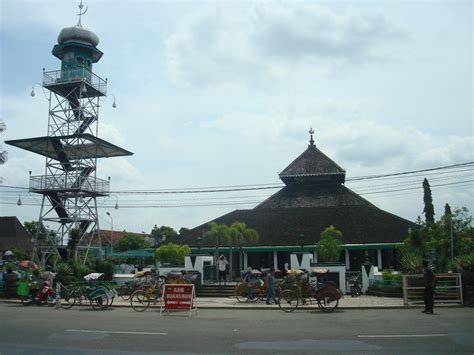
[0,304,472,354]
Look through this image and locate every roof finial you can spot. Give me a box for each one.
[309,127,315,147]
[77,0,88,27]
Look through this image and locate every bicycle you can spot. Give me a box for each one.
[130,282,163,312]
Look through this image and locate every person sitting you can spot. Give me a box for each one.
[3,266,18,299]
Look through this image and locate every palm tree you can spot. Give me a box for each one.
[203,222,230,281]
[228,222,259,280]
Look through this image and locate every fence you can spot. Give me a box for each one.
[402,273,463,306]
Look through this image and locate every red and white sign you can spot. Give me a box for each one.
[160,284,197,316]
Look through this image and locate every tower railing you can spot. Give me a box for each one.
[43,68,107,95]
[29,174,110,195]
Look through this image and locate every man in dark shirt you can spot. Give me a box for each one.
[422,260,436,314]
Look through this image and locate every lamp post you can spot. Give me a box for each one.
[106,212,113,252]
[197,236,201,252]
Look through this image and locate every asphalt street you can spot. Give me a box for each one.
[0,304,472,354]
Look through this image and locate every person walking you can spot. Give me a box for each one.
[218,255,229,286]
[266,268,278,305]
[422,260,436,314]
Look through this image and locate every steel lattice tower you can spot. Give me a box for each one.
[6,3,133,265]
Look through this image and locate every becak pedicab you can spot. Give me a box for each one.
[278,268,343,312]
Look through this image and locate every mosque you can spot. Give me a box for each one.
[177,130,416,273]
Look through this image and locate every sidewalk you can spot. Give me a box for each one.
[2,295,462,310]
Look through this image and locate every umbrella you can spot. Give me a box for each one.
[4,250,14,257]
[17,260,39,269]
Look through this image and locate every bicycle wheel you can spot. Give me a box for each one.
[235,284,248,303]
[117,285,133,301]
[317,294,339,312]
[45,293,57,307]
[91,293,109,310]
[278,289,298,312]
[130,290,150,312]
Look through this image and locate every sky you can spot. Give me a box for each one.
[0,0,473,236]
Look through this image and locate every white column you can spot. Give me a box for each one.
[243,252,248,270]
[313,250,318,263]
[377,249,382,270]
[273,251,278,269]
[345,250,350,270]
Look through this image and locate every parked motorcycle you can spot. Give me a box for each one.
[348,277,362,297]
[20,281,57,306]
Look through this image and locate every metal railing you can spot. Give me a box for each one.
[30,174,110,195]
[43,69,107,95]
[402,273,463,306]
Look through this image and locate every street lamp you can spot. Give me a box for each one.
[299,234,305,250]
[197,236,201,252]
[106,212,113,250]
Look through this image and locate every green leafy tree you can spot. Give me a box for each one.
[155,243,191,265]
[114,233,151,252]
[151,225,178,244]
[11,247,30,261]
[24,221,56,243]
[318,226,342,262]
[399,206,473,273]
[422,178,435,225]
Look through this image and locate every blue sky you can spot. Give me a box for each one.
[1,0,473,234]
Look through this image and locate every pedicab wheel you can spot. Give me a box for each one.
[278,289,298,312]
[317,294,339,312]
[60,290,76,309]
[91,294,109,310]
[20,296,33,306]
[130,290,150,312]
[235,284,249,303]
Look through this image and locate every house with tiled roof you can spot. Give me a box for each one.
[176,130,416,272]
[0,216,33,255]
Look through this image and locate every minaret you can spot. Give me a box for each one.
[6,2,133,265]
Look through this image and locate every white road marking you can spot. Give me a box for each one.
[358,334,446,338]
[66,329,168,336]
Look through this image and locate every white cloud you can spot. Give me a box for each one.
[165,3,406,88]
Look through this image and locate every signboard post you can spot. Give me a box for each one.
[160,284,197,317]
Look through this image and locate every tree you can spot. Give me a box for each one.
[155,243,191,265]
[399,206,473,273]
[423,178,435,225]
[227,222,259,280]
[150,225,178,244]
[67,227,81,261]
[114,233,151,252]
[318,225,342,262]
[24,221,56,243]
[203,222,230,280]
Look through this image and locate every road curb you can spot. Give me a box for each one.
[1,299,464,310]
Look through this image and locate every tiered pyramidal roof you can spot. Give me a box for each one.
[177,129,415,247]
[256,129,372,210]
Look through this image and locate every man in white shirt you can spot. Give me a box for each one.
[217,255,229,286]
